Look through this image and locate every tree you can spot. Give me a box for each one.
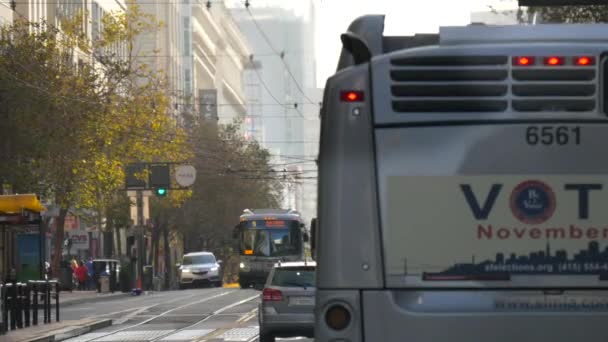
[525,4,608,23]
[158,118,283,283]
[0,2,189,274]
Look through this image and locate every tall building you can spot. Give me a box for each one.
[135,0,184,123]
[0,0,12,24]
[190,1,251,125]
[134,0,251,126]
[230,1,320,221]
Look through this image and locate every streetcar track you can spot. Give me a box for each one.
[148,294,259,342]
[72,288,236,342]
[73,291,204,321]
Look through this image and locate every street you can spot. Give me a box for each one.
[59,288,313,342]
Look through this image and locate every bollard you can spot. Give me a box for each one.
[15,284,23,329]
[32,282,38,326]
[54,281,60,322]
[24,284,30,327]
[0,284,5,335]
[9,284,16,331]
[45,281,51,324]
[2,284,8,334]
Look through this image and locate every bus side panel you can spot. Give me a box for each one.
[317,63,383,289]
[362,290,608,341]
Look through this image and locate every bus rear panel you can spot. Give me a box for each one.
[316,16,608,342]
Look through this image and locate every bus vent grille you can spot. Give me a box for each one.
[512,67,596,112]
[390,55,509,112]
[389,55,597,113]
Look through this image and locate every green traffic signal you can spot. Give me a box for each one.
[156,188,167,197]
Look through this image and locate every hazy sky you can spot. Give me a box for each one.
[232,0,520,87]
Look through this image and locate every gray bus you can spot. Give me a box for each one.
[234,209,308,288]
[315,14,608,342]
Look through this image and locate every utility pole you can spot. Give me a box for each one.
[136,190,144,288]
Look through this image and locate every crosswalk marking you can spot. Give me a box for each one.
[160,329,215,341]
[218,326,259,341]
[95,330,176,341]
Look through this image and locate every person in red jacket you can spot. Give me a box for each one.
[75,261,88,290]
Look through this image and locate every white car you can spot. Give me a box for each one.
[178,252,223,289]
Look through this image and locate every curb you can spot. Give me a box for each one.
[25,319,112,342]
[58,292,131,308]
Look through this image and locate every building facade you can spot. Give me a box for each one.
[191,1,250,124]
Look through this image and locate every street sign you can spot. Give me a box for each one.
[175,165,197,187]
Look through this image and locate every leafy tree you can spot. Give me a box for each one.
[526,5,608,23]
[158,118,283,284]
[0,3,189,274]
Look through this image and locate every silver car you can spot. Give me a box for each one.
[258,261,316,342]
[178,252,223,289]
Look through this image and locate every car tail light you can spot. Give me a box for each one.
[262,288,283,301]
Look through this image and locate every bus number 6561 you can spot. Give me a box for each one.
[526,126,581,146]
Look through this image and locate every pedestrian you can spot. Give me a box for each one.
[75,261,88,290]
[85,258,94,290]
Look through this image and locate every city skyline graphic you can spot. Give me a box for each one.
[426,241,608,276]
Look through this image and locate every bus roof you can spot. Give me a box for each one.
[239,209,303,222]
[337,15,608,71]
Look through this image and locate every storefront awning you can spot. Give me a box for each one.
[0,194,46,214]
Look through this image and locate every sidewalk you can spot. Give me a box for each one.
[0,291,125,341]
[3,317,112,342]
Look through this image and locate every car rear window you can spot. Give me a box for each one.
[271,267,316,287]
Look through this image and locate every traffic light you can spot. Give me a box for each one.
[149,165,170,197]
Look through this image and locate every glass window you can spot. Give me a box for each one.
[271,267,316,287]
[183,254,216,265]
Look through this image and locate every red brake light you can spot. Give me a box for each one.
[341,90,364,102]
[262,288,283,301]
[575,56,595,66]
[514,56,534,66]
[544,56,564,66]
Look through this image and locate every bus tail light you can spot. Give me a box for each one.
[340,90,364,102]
[575,56,595,66]
[513,56,534,66]
[325,304,351,331]
[262,288,283,301]
[544,56,564,66]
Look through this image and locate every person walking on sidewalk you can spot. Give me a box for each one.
[85,258,95,290]
[75,261,88,290]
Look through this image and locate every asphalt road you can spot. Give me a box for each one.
[60,287,313,342]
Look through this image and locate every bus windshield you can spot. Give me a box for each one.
[240,221,302,257]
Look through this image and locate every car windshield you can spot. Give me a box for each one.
[241,228,302,257]
[183,255,216,265]
[271,267,316,288]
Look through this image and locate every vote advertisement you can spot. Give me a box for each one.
[385,175,608,279]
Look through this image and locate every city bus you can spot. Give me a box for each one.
[315,11,608,342]
[234,209,308,288]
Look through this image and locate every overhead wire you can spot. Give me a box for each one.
[243,1,318,107]
[0,7,320,180]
